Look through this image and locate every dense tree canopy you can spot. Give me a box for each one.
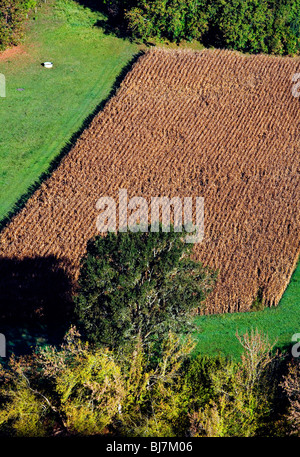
[103,0,300,55]
[74,227,216,351]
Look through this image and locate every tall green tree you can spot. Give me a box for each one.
[74,227,216,351]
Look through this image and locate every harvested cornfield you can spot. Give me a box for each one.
[0,48,299,319]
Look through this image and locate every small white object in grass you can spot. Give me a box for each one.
[43,62,53,68]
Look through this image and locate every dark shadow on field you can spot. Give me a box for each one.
[0,323,66,359]
[0,51,144,233]
[0,256,74,356]
[76,0,130,39]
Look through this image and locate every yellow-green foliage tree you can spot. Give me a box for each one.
[189,330,279,437]
[0,327,194,437]
[0,327,125,435]
[0,328,287,437]
[119,332,195,437]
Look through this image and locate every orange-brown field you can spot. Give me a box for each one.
[0,48,299,319]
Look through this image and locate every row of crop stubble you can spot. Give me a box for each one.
[0,48,299,318]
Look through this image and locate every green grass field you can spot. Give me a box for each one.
[194,262,300,360]
[0,0,139,223]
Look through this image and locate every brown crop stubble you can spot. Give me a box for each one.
[0,48,299,316]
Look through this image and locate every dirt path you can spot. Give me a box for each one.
[0,45,27,61]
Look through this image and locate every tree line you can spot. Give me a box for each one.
[0,326,299,437]
[104,0,300,55]
[1,1,299,55]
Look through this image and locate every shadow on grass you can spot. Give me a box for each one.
[76,1,129,38]
[0,50,144,233]
[0,256,74,357]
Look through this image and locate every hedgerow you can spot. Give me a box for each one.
[103,0,300,55]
